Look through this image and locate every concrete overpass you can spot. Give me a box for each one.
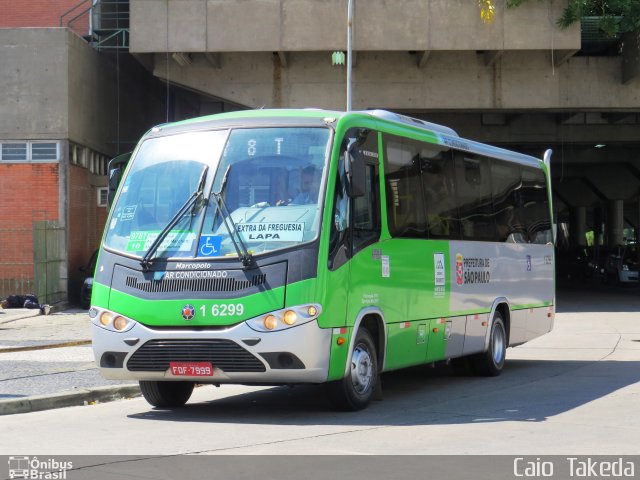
[129,0,640,249]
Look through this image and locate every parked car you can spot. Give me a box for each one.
[601,245,639,285]
[79,249,98,309]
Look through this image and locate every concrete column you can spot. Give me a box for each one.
[569,206,587,247]
[594,207,604,247]
[607,200,625,247]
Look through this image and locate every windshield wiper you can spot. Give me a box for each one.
[140,165,208,270]
[210,165,254,268]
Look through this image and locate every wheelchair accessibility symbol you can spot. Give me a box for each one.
[198,235,222,257]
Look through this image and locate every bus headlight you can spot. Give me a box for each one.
[264,315,278,330]
[282,310,297,326]
[113,316,129,331]
[100,312,114,326]
[248,304,322,332]
[92,309,136,333]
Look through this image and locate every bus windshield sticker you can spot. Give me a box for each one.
[197,235,222,257]
[126,230,196,253]
[382,255,390,278]
[434,252,446,297]
[120,205,137,221]
[235,222,304,242]
[434,253,445,285]
[109,217,118,230]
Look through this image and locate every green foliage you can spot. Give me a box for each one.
[506,0,640,37]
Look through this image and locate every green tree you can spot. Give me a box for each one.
[478,0,496,23]
[506,0,640,37]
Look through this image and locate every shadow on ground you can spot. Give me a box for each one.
[128,358,640,427]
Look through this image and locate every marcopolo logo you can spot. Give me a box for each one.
[8,456,72,479]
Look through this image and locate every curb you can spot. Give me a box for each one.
[0,309,41,324]
[0,340,92,353]
[0,302,72,324]
[0,384,141,416]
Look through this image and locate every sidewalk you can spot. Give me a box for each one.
[0,308,139,414]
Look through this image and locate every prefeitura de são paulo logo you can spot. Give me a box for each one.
[456,253,464,285]
[181,304,196,321]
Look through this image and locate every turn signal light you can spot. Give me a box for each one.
[264,315,278,330]
[307,306,317,317]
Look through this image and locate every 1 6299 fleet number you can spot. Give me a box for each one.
[198,303,244,317]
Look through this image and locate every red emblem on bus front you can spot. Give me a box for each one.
[181,304,195,320]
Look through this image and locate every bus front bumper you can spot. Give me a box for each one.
[92,318,332,384]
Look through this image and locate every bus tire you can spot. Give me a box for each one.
[470,312,506,377]
[139,381,194,408]
[326,328,378,411]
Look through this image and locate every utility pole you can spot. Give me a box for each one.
[347,0,353,111]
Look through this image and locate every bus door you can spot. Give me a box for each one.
[345,129,384,323]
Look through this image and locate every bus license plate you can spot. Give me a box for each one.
[169,362,214,377]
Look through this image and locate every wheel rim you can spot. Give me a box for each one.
[350,342,374,395]
[492,323,505,365]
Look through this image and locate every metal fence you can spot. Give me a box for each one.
[0,221,66,304]
[0,227,34,299]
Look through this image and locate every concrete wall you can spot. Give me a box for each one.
[68,34,171,155]
[151,50,640,111]
[623,30,640,84]
[130,0,579,53]
[0,29,70,140]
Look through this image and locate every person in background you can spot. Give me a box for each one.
[1,294,51,315]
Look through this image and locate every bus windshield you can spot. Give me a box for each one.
[104,127,331,260]
[203,127,331,258]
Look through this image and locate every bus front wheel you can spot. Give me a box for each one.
[326,328,379,411]
[471,312,506,377]
[139,381,194,408]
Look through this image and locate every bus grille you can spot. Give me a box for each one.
[125,274,267,294]
[127,339,266,372]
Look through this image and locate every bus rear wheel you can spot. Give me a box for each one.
[139,381,194,408]
[326,328,378,411]
[470,312,506,377]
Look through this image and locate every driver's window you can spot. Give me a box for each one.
[329,128,380,269]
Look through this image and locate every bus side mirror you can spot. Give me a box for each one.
[345,149,366,198]
[107,167,122,207]
[107,152,131,207]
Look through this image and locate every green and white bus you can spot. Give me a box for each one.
[92,109,555,410]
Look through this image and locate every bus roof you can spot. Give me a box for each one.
[150,108,544,169]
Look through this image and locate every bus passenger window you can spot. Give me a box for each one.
[420,147,459,239]
[521,167,552,244]
[491,160,526,243]
[454,154,496,241]
[383,135,427,238]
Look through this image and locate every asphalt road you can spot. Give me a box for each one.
[1,287,639,456]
